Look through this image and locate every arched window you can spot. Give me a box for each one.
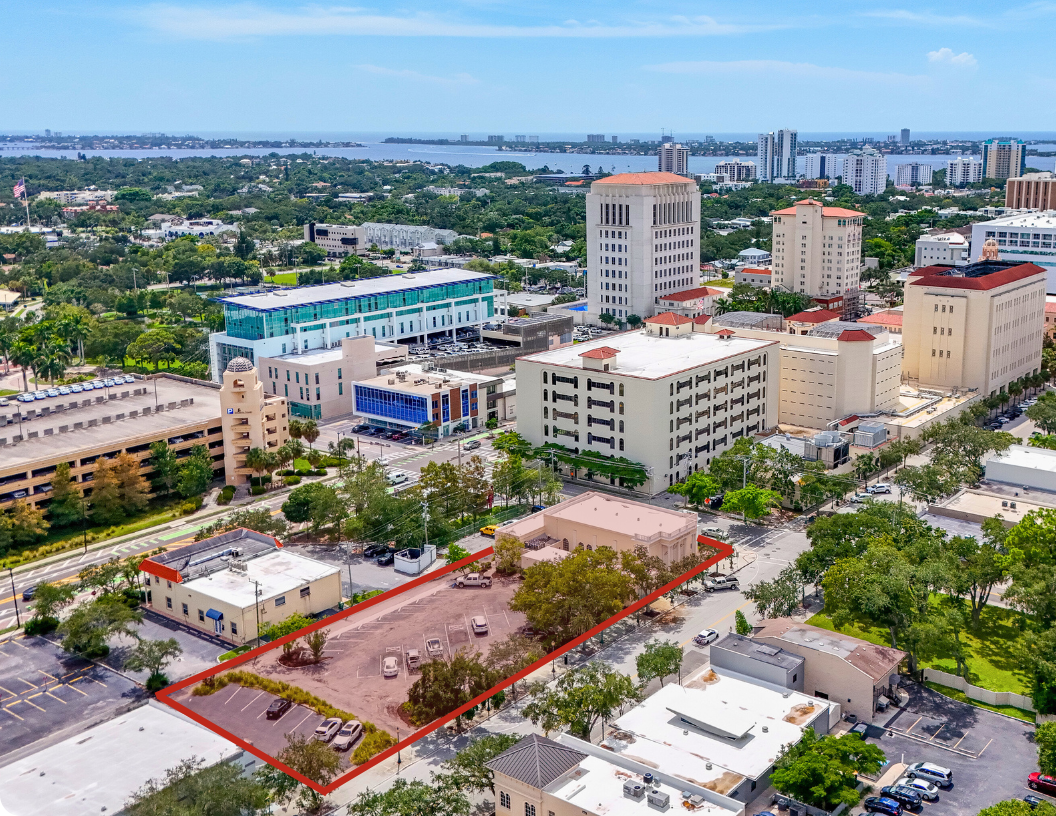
[543,389,548,401]
[670,402,674,414]
[544,424,549,437]
[543,372,548,384]
[619,402,624,415]
[619,439,624,451]
[543,406,548,419]
[619,383,624,396]
[619,420,624,432]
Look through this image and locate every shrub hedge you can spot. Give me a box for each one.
[284,475,301,486]
[250,486,266,496]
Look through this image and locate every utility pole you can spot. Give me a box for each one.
[8,568,21,628]
[253,580,262,646]
[421,500,430,551]
[344,541,354,607]
[457,437,462,469]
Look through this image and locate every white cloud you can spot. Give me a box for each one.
[927,47,978,67]
[134,4,785,40]
[861,9,986,27]
[645,59,926,86]
[354,64,478,86]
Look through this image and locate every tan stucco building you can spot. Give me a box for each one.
[771,199,865,309]
[500,491,698,566]
[218,359,290,486]
[139,528,341,644]
[753,618,904,723]
[901,258,1046,396]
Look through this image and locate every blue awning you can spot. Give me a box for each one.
[205,609,223,621]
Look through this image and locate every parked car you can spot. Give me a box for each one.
[314,717,343,742]
[480,524,498,537]
[0,398,7,407]
[387,473,409,486]
[1024,794,1046,809]
[1028,774,1056,796]
[864,797,903,816]
[425,637,444,659]
[905,762,952,788]
[332,720,364,750]
[70,384,83,393]
[868,483,892,494]
[382,656,399,677]
[471,615,489,634]
[352,424,371,433]
[376,551,395,567]
[703,576,739,593]
[405,649,421,671]
[265,698,293,719]
[456,572,492,588]
[103,378,116,387]
[123,374,135,383]
[390,433,406,442]
[699,526,726,539]
[894,778,940,801]
[46,388,60,397]
[58,386,70,395]
[881,786,923,810]
[362,543,386,558]
[464,439,481,450]
[693,628,719,646]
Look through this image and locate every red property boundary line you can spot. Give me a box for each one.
[157,536,733,794]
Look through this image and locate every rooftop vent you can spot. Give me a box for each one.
[647,790,671,809]
[623,782,645,799]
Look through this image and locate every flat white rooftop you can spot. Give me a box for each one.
[987,444,1056,475]
[503,491,696,543]
[264,341,404,365]
[546,755,733,816]
[185,549,339,607]
[604,674,830,790]
[0,703,237,816]
[520,330,777,381]
[218,269,494,311]
[979,211,1056,228]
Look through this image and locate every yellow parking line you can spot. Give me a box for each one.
[22,696,44,712]
[0,685,16,697]
[45,691,66,704]
[63,683,87,697]
[17,678,36,690]
[61,670,79,679]
[3,705,24,721]
[9,639,29,649]
[979,738,993,756]
[37,671,57,682]
[82,676,105,687]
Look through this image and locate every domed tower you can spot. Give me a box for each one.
[979,236,1000,261]
[219,358,289,485]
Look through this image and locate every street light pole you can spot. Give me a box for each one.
[8,568,21,628]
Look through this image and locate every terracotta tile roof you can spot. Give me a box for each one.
[692,314,712,325]
[1046,301,1056,315]
[771,199,865,218]
[716,329,735,337]
[838,414,859,426]
[740,267,771,275]
[910,262,1046,291]
[578,346,621,359]
[787,309,840,324]
[644,312,693,326]
[836,329,876,342]
[593,171,694,186]
[659,286,724,301]
[858,310,903,327]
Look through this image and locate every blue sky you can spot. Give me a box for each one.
[5,2,1056,136]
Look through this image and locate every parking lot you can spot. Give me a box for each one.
[175,569,528,744]
[860,683,1039,816]
[0,634,142,756]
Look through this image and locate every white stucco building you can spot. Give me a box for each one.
[585,171,701,323]
[304,222,366,257]
[947,157,983,187]
[516,313,778,493]
[970,212,1056,292]
[757,129,797,181]
[361,222,458,250]
[915,231,971,267]
[802,153,839,180]
[894,163,933,187]
[842,149,887,195]
[770,199,865,306]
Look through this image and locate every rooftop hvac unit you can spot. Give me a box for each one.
[623,782,645,799]
[688,795,705,807]
[647,790,670,809]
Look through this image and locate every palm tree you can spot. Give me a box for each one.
[244,447,268,482]
[56,313,91,365]
[288,418,304,441]
[0,315,21,374]
[34,337,70,385]
[262,450,280,486]
[301,419,320,451]
[285,437,306,463]
[10,338,37,391]
[275,443,294,473]
[1009,380,1024,407]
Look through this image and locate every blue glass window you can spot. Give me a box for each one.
[354,385,428,425]
[461,388,469,418]
[441,393,450,422]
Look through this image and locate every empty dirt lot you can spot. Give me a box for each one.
[177,569,527,743]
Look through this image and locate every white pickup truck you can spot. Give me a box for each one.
[703,575,739,593]
[456,572,492,588]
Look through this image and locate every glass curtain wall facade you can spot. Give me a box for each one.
[354,385,429,427]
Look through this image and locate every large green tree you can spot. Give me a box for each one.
[770,729,886,811]
[522,661,640,742]
[124,756,269,816]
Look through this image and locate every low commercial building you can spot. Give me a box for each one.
[1046,296,1056,338]
[1006,172,1056,211]
[985,444,1056,492]
[705,313,903,430]
[218,359,290,485]
[487,734,741,816]
[656,286,724,318]
[915,231,971,267]
[902,258,1047,395]
[710,633,805,690]
[737,247,771,266]
[753,618,905,722]
[139,528,342,644]
[500,490,698,567]
[303,222,366,258]
[734,268,772,287]
[760,430,850,469]
[353,363,497,437]
[152,218,238,240]
[858,308,903,334]
[970,213,1056,290]
[361,221,458,250]
[260,335,408,420]
[0,377,228,511]
[600,673,833,802]
[0,702,246,816]
[37,188,116,204]
[516,313,779,492]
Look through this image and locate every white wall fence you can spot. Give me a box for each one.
[923,667,1035,712]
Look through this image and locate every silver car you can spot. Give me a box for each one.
[313,717,343,742]
[471,615,489,634]
[905,762,952,788]
[332,720,363,750]
[894,777,939,801]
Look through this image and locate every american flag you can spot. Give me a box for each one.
[13,178,25,199]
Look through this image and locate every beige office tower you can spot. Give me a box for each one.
[902,253,1046,396]
[770,199,865,311]
[219,358,290,486]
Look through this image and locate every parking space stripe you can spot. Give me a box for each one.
[18,678,36,690]
[63,683,87,697]
[290,710,313,732]
[225,687,240,704]
[240,691,265,712]
[3,704,24,720]
[37,670,56,682]
[0,685,16,697]
[23,696,44,711]
[45,691,67,704]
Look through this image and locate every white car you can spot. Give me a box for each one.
[894,777,940,801]
[471,615,489,634]
[383,656,399,677]
[332,720,363,750]
[123,374,135,383]
[70,384,83,393]
[868,483,892,494]
[694,628,719,646]
[58,386,70,395]
[0,398,7,407]
[313,717,343,742]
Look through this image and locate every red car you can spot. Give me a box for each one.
[1028,774,1056,796]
